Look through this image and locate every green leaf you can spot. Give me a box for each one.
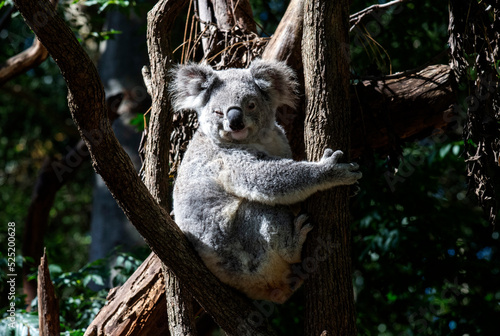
[439,144,452,158]
[129,113,145,130]
[387,292,398,302]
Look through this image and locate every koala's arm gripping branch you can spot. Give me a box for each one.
[219,157,329,205]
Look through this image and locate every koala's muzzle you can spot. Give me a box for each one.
[227,107,245,131]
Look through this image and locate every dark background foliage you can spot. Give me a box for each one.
[0,0,498,335]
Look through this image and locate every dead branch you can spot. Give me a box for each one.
[38,250,60,336]
[262,0,303,70]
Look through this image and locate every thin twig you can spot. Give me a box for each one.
[350,0,407,32]
[181,0,194,64]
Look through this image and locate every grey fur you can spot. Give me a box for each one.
[171,60,362,303]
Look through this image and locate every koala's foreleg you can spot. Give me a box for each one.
[218,149,361,206]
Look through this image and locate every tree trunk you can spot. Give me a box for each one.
[302,0,357,335]
[162,263,197,336]
[143,0,197,335]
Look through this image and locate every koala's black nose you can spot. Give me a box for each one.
[227,107,245,131]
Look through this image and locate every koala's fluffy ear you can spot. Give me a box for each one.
[249,60,299,109]
[169,64,217,111]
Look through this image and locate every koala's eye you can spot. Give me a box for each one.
[247,101,256,110]
[214,109,223,117]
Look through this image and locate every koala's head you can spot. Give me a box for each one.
[170,60,298,144]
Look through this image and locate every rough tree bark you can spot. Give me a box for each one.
[13,0,277,335]
[302,0,357,335]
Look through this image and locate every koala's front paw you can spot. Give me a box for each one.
[320,148,362,186]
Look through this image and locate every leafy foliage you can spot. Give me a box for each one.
[352,141,499,335]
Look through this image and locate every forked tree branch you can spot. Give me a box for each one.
[12,0,276,335]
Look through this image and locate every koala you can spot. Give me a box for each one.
[170,60,362,303]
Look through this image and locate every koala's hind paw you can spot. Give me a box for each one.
[294,214,313,246]
[278,214,313,264]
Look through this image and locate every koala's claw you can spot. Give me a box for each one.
[349,162,360,171]
[346,168,363,183]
